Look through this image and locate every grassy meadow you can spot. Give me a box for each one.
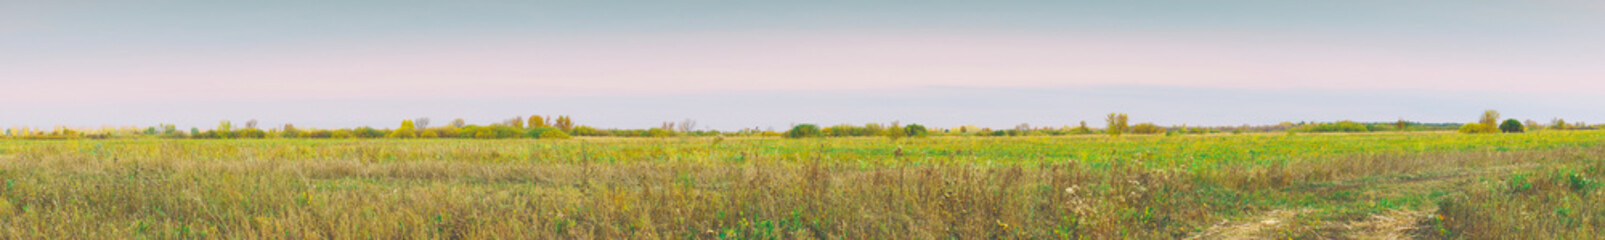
[0,131,1602,239]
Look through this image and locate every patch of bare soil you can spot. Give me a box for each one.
[1187,209,1315,240]
[1341,209,1432,240]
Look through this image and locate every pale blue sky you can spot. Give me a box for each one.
[4,1,1603,129]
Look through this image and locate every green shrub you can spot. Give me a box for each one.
[785,124,822,139]
[353,127,384,138]
[525,127,571,139]
[474,128,496,139]
[904,124,928,137]
[569,126,609,137]
[1304,120,1370,133]
[1499,119,1524,133]
[461,125,523,139]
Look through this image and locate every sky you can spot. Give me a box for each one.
[4,1,1604,130]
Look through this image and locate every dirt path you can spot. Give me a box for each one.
[1187,164,1532,239]
[1186,209,1315,240]
[1341,209,1431,240]
[1188,208,1431,240]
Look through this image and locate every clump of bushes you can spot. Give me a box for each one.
[784,124,821,138]
[1303,120,1370,133]
[526,127,572,139]
[904,124,928,137]
[1130,123,1165,134]
[1499,119,1524,133]
[1458,123,1499,134]
[568,126,609,137]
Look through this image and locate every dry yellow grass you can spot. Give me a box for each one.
[0,132,1600,238]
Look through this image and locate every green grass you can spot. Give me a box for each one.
[0,130,1600,238]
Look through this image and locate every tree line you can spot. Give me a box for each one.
[4,111,1599,140]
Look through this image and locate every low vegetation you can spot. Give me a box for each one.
[0,130,1602,238]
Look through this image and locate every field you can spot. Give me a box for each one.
[0,131,1603,239]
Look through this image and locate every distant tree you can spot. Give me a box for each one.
[1551,118,1570,130]
[1072,121,1093,134]
[450,118,466,128]
[884,122,907,140]
[281,124,301,138]
[1499,119,1524,133]
[245,119,258,129]
[1395,119,1409,131]
[420,130,439,138]
[1106,113,1129,137]
[414,118,430,129]
[217,121,234,139]
[555,116,575,132]
[904,124,928,137]
[529,116,549,128]
[785,124,822,139]
[1480,110,1500,127]
[1524,119,1541,130]
[503,117,525,129]
[191,127,200,136]
[388,120,417,138]
[678,119,697,133]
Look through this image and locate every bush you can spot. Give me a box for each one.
[569,126,609,137]
[430,128,461,138]
[458,125,522,139]
[1458,123,1498,134]
[1130,123,1165,134]
[473,128,496,139]
[1500,119,1524,133]
[237,129,268,139]
[539,129,572,139]
[302,130,333,138]
[525,127,570,139]
[331,130,354,138]
[1304,121,1370,133]
[785,124,822,139]
[388,120,417,138]
[646,128,677,137]
[352,127,384,138]
[904,124,928,137]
